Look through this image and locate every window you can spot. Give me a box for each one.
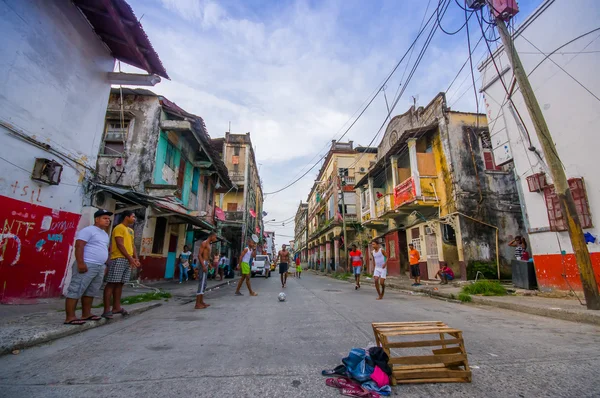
[152,217,167,254]
[208,181,214,206]
[480,130,502,171]
[544,178,593,231]
[442,224,456,244]
[191,168,200,194]
[102,120,129,156]
[165,141,176,170]
[227,202,238,212]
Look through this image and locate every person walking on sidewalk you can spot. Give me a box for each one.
[276,244,291,288]
[64,210,112,325]
[195,233,217,309]
[178,245,192,284]
[409,243,421,286]
[235,238,258,296]
[371,240,388,300]
[218,253,227,281]
[295,252,302,279]
[103,211,140,319]
[349,244,363,290]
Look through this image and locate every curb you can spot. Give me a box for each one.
[1,302,162,356]
[312,271,600,326]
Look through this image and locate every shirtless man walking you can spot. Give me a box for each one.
[276,244,291,288]
[195,232,217,309]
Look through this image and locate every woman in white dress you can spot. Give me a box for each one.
[370,239,388,300]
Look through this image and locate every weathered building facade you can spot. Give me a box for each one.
[306,141,377,272]
[95,89,232,281]
[479,0,600,291]
[294,202,308,263]
[0,0,167,301]
[355,93,525,279]
[211,133,264,260]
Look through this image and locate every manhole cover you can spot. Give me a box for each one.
[324,289,342,292]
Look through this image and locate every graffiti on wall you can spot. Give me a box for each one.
[0,195,81,302]
[140,237,153,255]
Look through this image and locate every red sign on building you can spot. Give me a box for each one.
[0,195,81,302]
[394,177,416,208]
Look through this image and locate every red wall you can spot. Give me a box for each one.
[0,195,81,303]
[139,256,167,281]
[534,253,600,291]
[385,231,400,276]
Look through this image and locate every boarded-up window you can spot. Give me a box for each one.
[544,178,592,231]
[227,202,238,212]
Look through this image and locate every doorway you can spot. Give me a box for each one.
[384,232,400,276]
[425,233,440,280]
[164,234,178,279]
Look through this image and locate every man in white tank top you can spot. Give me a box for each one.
[235,238,258,296]
[371,239,388,300]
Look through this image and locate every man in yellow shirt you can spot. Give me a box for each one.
[102,210,140,319]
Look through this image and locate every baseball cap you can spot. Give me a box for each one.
[94,209,113,218]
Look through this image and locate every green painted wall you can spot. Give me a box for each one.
[182,161,193,206]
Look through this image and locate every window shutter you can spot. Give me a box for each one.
[483,151,495,171]
[544,186,566,231]
[569,178,593,228]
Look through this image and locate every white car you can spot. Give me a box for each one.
[251,255,271,278]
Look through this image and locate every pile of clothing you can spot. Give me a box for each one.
[322,347,392,397]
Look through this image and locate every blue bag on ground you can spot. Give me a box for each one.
[342,348,374,382]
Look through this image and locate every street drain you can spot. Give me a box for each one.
[324,289,342,292]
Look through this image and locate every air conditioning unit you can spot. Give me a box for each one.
[425,226,434,235]
[31,158,63,185]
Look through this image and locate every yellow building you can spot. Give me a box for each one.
[306,140,377,271]
[355,93,525,280]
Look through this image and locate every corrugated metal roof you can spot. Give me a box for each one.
[73,0,169,79]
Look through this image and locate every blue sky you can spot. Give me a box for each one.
[125,0,543,243]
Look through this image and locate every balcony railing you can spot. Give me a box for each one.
[375,194,394,218]
[361,210,371,223]
[224,211,244,221]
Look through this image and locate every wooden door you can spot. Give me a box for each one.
[425,233,439,280]
[385,232,400,276]
[165,234,178,279]
[176,158,186,198]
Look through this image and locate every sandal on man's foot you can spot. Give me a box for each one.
[250,292,258,296]
[101,312,113,319]
[113,308,129,316]
[235,292,243,296]
[64,319,86,325]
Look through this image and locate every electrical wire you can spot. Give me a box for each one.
[520,34,600,103]
[264,0,450,196]
[437,0,473,35]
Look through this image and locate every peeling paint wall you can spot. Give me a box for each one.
[97,94,162,190]
[446,113,525,267]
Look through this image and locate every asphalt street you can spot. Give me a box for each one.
[1,272,599,397]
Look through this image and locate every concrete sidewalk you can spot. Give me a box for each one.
[309,270,600,326]
[0,276,238,356]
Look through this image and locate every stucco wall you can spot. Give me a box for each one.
[97,94,162,189]
[0,0,113,213]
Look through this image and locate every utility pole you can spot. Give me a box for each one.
[339,170,349,273]
[493,10,600,309]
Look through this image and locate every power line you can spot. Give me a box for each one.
[264,0,450,196]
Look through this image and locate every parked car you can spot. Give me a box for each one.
[251,255,271,278]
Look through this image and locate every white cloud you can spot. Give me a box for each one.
[126,0,530,240]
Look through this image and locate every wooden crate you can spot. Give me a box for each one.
[372,321,471,385]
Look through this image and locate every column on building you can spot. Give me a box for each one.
[368,177,376,219]
[407,138,421,197]
[334,237,340,271]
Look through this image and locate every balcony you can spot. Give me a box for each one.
[229,171,245,183]
[392,175,439,211]
[375,194,395,218]
[224,211,244,221]
[361,209,386,228]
